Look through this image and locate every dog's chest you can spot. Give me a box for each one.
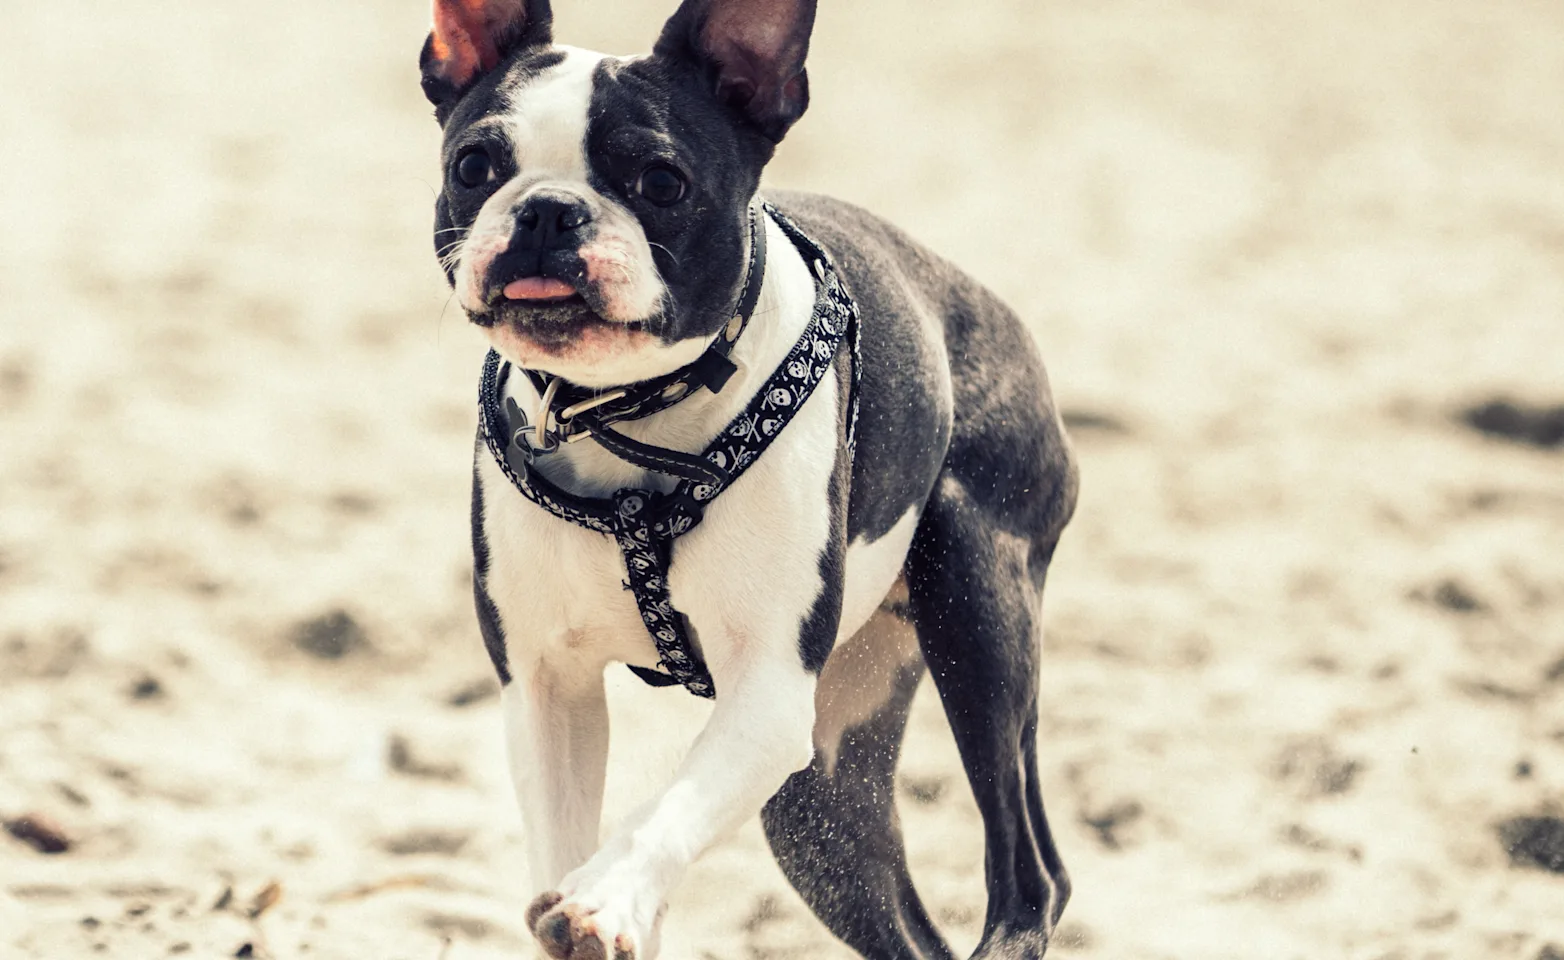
[471,221,864,676]
[472,363,846,675]
[476,449,658,666]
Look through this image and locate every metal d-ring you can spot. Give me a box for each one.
[532,377,563,453]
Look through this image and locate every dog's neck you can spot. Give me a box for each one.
[500,212,818,499]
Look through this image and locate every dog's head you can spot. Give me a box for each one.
[422,0,817,388]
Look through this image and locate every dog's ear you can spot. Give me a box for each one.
[654,0,818,143]
[421,0,553,108]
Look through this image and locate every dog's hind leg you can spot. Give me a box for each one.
[904,470,1074,959]
[762,604,953,960]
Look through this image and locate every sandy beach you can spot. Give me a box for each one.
[3,1,1563,957]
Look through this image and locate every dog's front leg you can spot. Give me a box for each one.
[502,660,611,901]
[525,642,818,960]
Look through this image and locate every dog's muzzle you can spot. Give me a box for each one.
[482,189,597,306]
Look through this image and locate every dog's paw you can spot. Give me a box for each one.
[526,891,651,960]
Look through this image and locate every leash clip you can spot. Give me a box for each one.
[502,396,541,466]
[503,386,562,462]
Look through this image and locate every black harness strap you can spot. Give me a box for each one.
[578,421,730,486]
[478,203,861,698]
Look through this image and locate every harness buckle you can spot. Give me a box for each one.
[555,388,629,443]
[558,388,628,423]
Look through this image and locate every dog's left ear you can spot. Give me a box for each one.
[654,0,818,143]
[421,0,553,108]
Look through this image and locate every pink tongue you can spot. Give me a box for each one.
[504,277,576,301]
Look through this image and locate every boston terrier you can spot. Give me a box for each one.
[420,1,1079,957]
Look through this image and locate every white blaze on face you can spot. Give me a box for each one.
[503,45,599,181]
[453,47,668,340]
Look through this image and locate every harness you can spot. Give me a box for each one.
[477,202,861,698]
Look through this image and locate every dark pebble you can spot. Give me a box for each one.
[1459,399,1564,450]
[447,677,498,708]
[1060,409,1130,435]
[130,675,164,700]
[291,609,368,660]
[381,828,470,856]
[1498,816,1564,873]
[900,775,947,805]
[1431,579,1484,613]
[1082,800,1144,850]
[387,734,462,781]
[4,813,71,854]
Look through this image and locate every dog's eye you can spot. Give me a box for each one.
[636,164,687,206]
[454,148,495,189]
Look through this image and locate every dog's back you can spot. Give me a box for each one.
[772,190,1079,545]
[764,190,1080,959]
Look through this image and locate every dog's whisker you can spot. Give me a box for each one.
[435,290,463,336]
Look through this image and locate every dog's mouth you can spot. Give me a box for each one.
[474,278,649,353]
[500,276,581,305]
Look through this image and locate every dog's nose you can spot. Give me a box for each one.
[513,192,594,250]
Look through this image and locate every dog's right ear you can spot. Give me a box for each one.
[654,0,818,143]
[420,0,553,109]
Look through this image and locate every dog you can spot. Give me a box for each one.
[420,1,1079,957]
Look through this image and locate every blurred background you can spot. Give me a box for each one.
[3,0,1563,957]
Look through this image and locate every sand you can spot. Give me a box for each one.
[3,0,1563,957]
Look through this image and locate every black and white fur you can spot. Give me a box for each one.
[422,1,1079,957]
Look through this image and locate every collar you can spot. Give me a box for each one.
[507,203,769,459]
